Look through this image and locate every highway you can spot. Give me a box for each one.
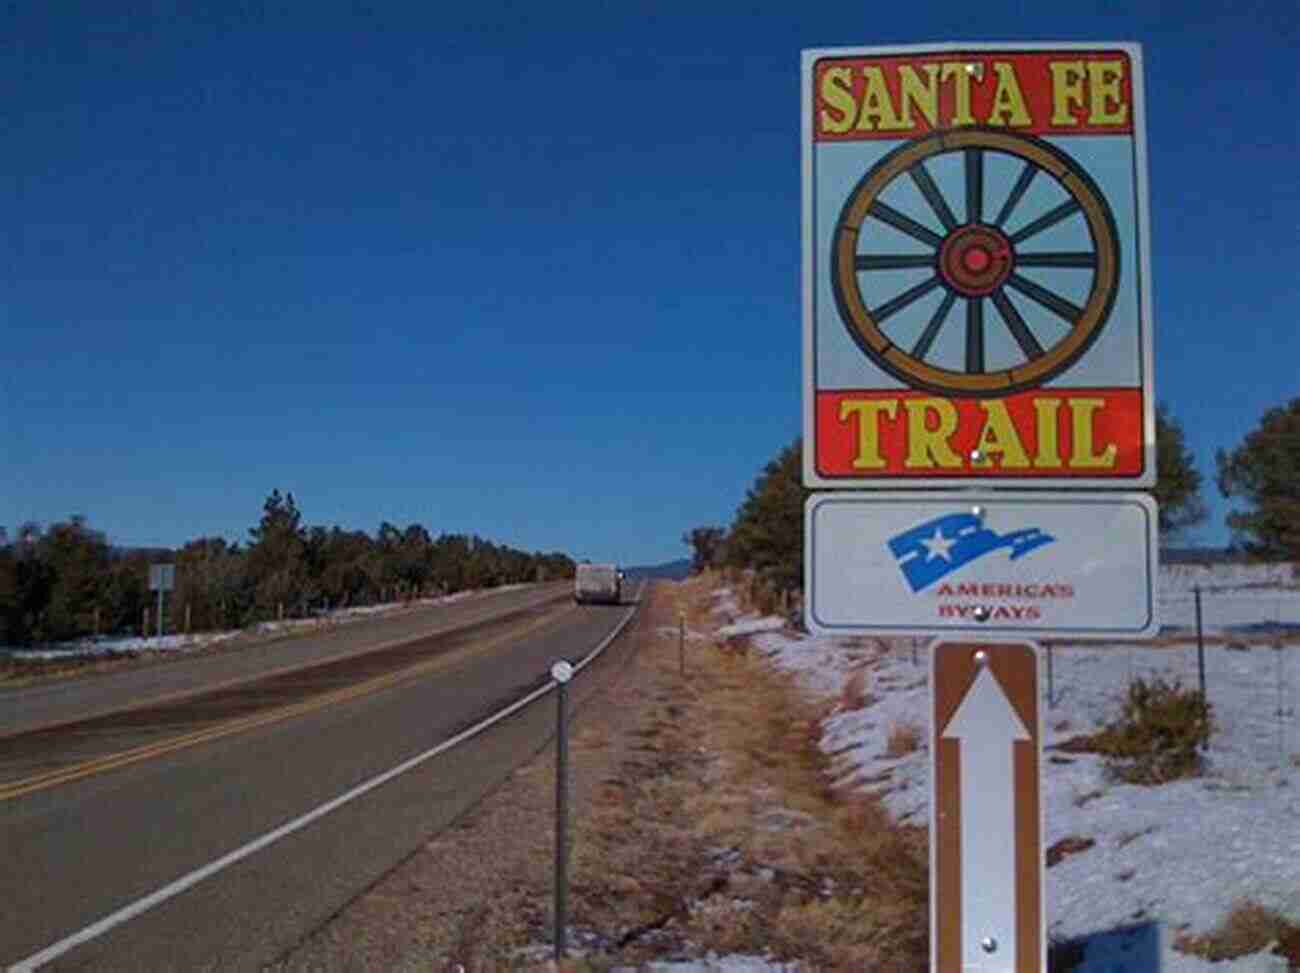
[0,582,641,970]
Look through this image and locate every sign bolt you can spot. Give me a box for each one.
[974,607,991,623]
[971,505,984,519]
[981,936,998,953]
[969,448,983,463]
[973,649,989,666]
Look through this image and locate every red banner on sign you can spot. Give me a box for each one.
[814,387,1143,478]
[814,50,1134,141]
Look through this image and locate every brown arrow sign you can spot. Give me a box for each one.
[931,641,1043,972]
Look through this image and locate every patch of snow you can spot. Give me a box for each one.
[1160,563,1295,593]
[732,569,1300,972]
[613,957,803,972]
[1,585,536,661]
[716,617,786,639]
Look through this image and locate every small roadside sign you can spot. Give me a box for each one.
[931,640,1043,973]
[802,42,1154,488]
[149,564,176,592]
[804,491,1158,638]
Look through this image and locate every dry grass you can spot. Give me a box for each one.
[1045,835,1095,868]
[884,721,922,758]
[1174,900,1300,966]
[557,573,929,970]
[838,669,872,713]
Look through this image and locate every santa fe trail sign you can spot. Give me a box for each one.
[802,42,1154,488]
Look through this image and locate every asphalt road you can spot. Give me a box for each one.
[1,582,571,736]
[0,589,640,971]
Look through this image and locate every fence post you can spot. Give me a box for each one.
[142,606,148,638]
[93,605,100,638]
[679,612,686,676]
[185,603,192,635]
[1046,643,1055,708]
[1194,586,1206,701]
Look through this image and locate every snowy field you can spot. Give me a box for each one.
[1,585,525,661]
[706,566,1300,973]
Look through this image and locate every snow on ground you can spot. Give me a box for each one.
[1,585,529,662]
[711,568,1300,972]
[1161,563,1296,593]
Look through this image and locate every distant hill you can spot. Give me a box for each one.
[623,558,692,581]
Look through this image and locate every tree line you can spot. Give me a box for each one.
[0,490,575,646]
[686,399,1300,595]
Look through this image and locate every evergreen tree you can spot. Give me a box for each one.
[682,526,726,574]
[725,439,808,591]
[1154,404,1207,537]
[33,517,112,642]
[246,490,308,618]
[1216,397,1300,559]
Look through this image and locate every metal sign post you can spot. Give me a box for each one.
[931,641,1043,972]
[550,659,574,961]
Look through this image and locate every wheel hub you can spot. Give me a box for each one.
[939,224,1014,297]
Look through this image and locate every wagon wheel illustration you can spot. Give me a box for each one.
[831,128,1120,397]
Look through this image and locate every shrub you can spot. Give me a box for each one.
[1175,900,1300,965]
[1091,678,1213,784]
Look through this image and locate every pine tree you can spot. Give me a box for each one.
[1216,397,1300,559]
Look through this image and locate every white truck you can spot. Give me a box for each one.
[574,563,622,605]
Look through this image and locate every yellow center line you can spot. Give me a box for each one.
[0,603,577,803]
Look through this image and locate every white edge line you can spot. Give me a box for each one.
[9,586,643,972]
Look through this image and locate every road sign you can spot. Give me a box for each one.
[802,42,1154,488]
[931,640,1042,973]
[804,491,1158,638]
[149,564,175,592]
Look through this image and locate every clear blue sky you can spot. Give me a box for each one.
[6,2,1298,565]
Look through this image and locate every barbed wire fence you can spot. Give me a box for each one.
[1041,573,1299,790]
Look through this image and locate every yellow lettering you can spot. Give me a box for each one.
[1032,398,1063,468]
[856,66,905,131]
[839,399,898,469]
[971,400,1030,467]
[898,64,940,128]
[1049,60,1086,126]
[1069,398,1118,468]
[939,62,977,126]
[985,62,1032,127]
[904,398,962,468]
[818,66,856,135]
[1087,59,1129,125]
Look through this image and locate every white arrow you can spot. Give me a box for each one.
[942,664,1030,971]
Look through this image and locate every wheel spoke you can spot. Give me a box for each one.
[991,288,1045,360]
[871,275,943,323]
[1005,273,1083,323]
[994,162,1037,228]
[867,202,944,248]
[1016,251,1097,268]
[1009,199,1081,244]
[911,290,958,361]
[965,298,984,373]
[855,254,937,271]
[908,162,958,231]
[965,149,983,224]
